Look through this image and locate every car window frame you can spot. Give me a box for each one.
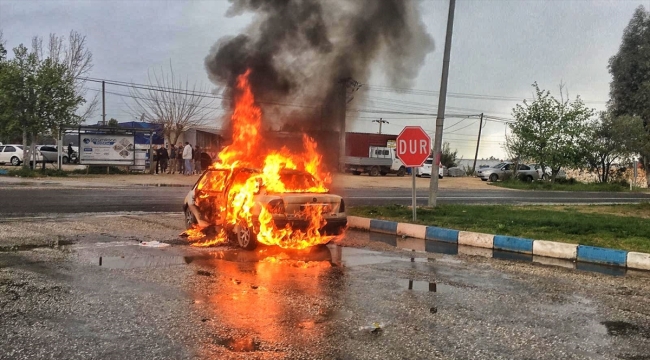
[195,168,231,193]
[3,146,16,153]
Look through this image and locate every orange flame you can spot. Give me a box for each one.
[187,69,342,249]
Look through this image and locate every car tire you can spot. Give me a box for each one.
[369,166,380,177]
[525,175,534,182]
[184,207,197,229]
[489,174,498,182]
[352,171,361,176]
[10,156,20,166]
[396,166,406,177]
[62,156,69,164]
[236,223,258,250]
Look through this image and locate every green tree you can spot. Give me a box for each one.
[108,118,119,127]
[608,5,650,185]
[439,142,457,168]
[0,43,84,160]
[0,30,6,62]
[585,112,649,183]
[508,83,594,181]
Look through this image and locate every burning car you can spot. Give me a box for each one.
[180,69,346,250]
[183,167,346,250]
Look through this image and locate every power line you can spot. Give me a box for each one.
[363,84,608,105]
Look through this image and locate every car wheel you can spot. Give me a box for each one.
[236,223,258,250]
[525,175,533,182]
[489,174,498,182]
[62,156,69,164]
[352,171,361,176]
[396,166,406,177]
[369,166,380,177]
[184,207,197,229]
[10,156,20,166]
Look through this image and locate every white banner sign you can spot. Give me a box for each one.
[79,134,136,165]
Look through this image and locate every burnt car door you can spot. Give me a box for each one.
[194,169,230,226]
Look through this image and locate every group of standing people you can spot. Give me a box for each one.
[152,142,203,175]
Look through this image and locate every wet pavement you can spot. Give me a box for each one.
[1,216,650,359]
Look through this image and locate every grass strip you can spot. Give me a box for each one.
[349,203,650,253]
[489,179,633,192]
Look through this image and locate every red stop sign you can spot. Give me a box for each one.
[396,126,431,167]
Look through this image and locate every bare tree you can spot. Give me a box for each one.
[33,31,98,122]
[128,63,215,145]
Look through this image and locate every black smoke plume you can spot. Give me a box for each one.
[205,0,434,131]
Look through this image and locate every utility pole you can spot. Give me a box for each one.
[471,113,484,175]
[372,118,389,134]
[337,80,347,172]
[428,0,456,207]
[102,80,106,126]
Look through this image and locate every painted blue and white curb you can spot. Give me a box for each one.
[346,216,650,272]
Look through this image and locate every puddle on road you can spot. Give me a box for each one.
[215,336,260,352]
[601,321,650,338]
[98,255,191,269]
[368,232,640,278]
[399,279,455,293]
[95,244,426,270]
[0,240,76,252]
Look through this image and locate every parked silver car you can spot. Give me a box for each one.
[477,162,539,182]
[37,145,78,164]
[528,164,567,181]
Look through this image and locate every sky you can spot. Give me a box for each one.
[1,0,647,159]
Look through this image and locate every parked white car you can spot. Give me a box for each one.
[0,144,24,166]
[416,158,443,179]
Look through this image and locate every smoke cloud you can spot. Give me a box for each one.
[205,0,434,130]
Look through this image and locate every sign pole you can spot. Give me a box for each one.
[412,167,417,221]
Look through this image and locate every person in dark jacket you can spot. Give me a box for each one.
[152,145,158,174]
[176,142,184,174]
[193,145,202,174]
[160,145,170,174]
[169,145,177,174]
[155,145,164,175]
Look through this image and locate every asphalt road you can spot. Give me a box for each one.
[1,223,649,359]
[1,185,650,216]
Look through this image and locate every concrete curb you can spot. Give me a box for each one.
[533,240,577,260]
[627,252,650,271]
[347,216,649,271]
[458,231,493,249]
